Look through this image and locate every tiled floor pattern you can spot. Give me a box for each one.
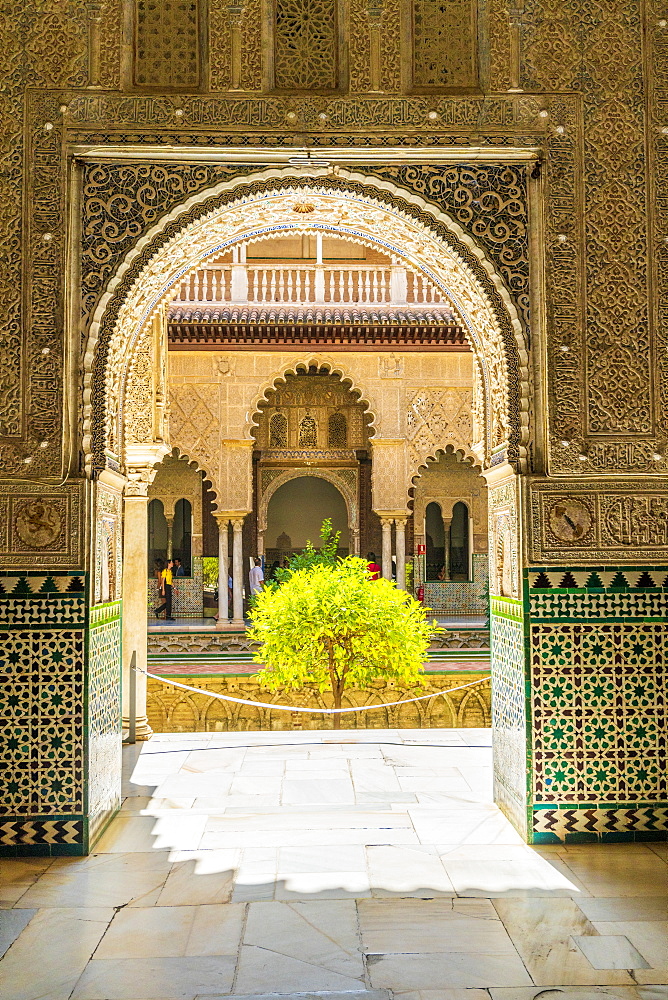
[0,729,666,1000]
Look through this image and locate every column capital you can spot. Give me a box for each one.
[124,472,153,498]
[214,509,248,520]
[375,509,409,521]
[231,515,246,531]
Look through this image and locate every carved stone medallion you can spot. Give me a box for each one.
[15,499,63,548]
[547,499,593,543]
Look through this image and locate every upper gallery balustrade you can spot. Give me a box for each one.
[174,239,445,308]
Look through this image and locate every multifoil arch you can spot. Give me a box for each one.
[84,167,530,475]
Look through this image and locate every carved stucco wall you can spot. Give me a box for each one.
[168,350,474,512]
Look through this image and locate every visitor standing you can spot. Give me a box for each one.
[249,557,264,596]
[173,557,185,576]
[366,551,381,581]
[155,558,175,620]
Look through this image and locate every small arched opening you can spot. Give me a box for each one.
[264,476,350,568]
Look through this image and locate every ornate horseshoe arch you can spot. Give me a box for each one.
[84,167,530,477]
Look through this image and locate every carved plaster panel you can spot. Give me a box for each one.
[406,386,477,477]
[529,479,668,564]
[488,475,521,599]
[0,481,86,571]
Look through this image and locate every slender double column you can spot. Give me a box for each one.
[121,482,153,740]
[214,515,230,626]
[377,511,409,589]
[231,516,245,625]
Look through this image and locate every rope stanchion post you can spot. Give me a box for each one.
[123,651,137,745]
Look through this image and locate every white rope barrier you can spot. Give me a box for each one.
[140,667,490,715]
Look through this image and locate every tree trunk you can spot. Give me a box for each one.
[332,683,342,730]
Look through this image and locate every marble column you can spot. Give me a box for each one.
[231,516,245,625]
[380,517,393,581]
[215,515,230,626]
[121,483,152,740]
[395,517,407,590]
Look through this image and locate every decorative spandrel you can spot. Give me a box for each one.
[274,0,339,90]
[412,0,477,90]
[134,0,201,88]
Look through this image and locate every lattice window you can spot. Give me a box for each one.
[269,412,288,447]
[299,414,318,447]
[273,0,339,90]
[328,412,347,448]
[134,0,201,88]
[412,0,477,90]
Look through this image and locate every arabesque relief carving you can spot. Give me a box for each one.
[529,480,668,564]
[406,387,477,476]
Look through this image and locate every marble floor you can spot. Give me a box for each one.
[1,729,666,1000]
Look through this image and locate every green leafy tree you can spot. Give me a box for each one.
[271,518,341,586]
[248,556,438,728]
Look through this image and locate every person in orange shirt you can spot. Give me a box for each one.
[366,551,381,581]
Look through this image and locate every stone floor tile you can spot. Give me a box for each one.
[573,934,650,970]
[488,989,661,999]
[366,951,533,990]
[278,845,367,873]
[591,922,668,969]
[358,897,515,953]
[409,806,525,845]
[436,843,543,861]
[556,854,668,898]
[183,748,247,772]
[93,813,207,853]
[16,867,169,908]
[229,775,282,795]
[236,759,286,776]
[95,903,244,959]
[70,955,236,1000]
[282,778,355,806]
[274,871,372,899]
[0,908,36,958]
[156,852,239,905]
[398,775,473,793]
[156,772,233,797]
[577,898,668,922]
[243,899,363,978]
[217,794,283,811]
[233,944,366,994]
[493,897,635,986]
[0,906,113,1000]
[366,845,455,897]
[441,857,582,897]
[395,991,491,1000]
